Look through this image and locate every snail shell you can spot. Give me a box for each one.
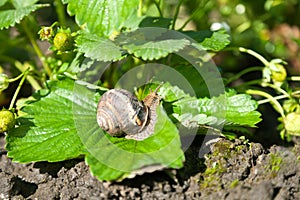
[96,87,160,140]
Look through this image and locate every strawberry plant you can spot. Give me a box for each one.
[3,0,297,182]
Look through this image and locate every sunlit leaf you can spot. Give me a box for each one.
[7,79,185,181]
[76,32,124,62]
[183,30,230,51]
[0,4,48,30]
[198,30,230,51]
[116,28,191,60]
[82,106,185,181]
[64,0,140,37]
[158,84,261,128]
[6,79,85,162]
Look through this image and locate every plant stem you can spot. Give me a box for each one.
[233,79,262,90]
[178,14,193,30]
[225,66,263,85]
[290,76,300,81]
[246,89,285,118]
[292,90,300,96]
[8,73,24,83]
[152,0,163,17]
[138,0,143,16]
[0,55,41,90]
[9,70,29,110]
[238,47,269,66]
[14,61,42,91]
[261,82,290,98]
[257,94,289,104]
[21,18,52,77]
[171,0,184,30]
[54,0,67,27]
[178,0,209,30]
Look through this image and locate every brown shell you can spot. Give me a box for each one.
[97,89,148,136]
[96,87,160,141]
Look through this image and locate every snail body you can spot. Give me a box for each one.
[96,87,160,140]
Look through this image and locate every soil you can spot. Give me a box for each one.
[1,133,300,200]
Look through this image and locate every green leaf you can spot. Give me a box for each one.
[159,84,261,128]
[6,79,85,162]
[198,30,231,51]
[183,30,230,51]
[0,4,48,30]
[81,106,185,181]
[219,92,262,127]
[67,53,92,73]
[124,39,190,60]
[7,78,184,181]
[0,0,9,7]
[76,32,124,62]
[181,30,213,42]
[12,0,39,8]
[116,28,191,60]
[64,0,139,37]
[158,82,191,102]
[139,17,172,28]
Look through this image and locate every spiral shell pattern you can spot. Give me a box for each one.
[96,88,160,140]
[97,89,149,136]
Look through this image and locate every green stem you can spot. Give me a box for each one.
[54,0,67,27]
[225,66,264,85]
[138,0,143,16]
[9,70,29,110]
[233,79,262,90]
[261,82,290,98]
[8,73,24,83]
[152,0,163,17]
[0,55,41,90]
[14,61,42,91]
[291,90,300,97]
[21,18,52,76]
[246,89,285,118]
[171,0,184,30]
[178,14,194,30]
[290,76,300,81]
[177,0,209,31]
[257,94,289,104]
[238,47,269,66]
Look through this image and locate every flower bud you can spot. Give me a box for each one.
[0,74,9,92]
[284,112,300,136]
[39,26,55,41]
[271,63,287,82]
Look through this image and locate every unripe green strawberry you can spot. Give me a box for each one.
[271,63,287,82]
[53,32,74,52]
[284,112,300,136]
[0,110,15,133]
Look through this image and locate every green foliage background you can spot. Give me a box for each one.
[0,0,299,181]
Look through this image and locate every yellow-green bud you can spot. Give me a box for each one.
[53,32,74,52]
[284,112,300,136]
[0,74,9,92]
[0,110,15,133]
[271,63,287,82]
[39,26,55,41]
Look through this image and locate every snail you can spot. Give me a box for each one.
[96,86,161,141]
